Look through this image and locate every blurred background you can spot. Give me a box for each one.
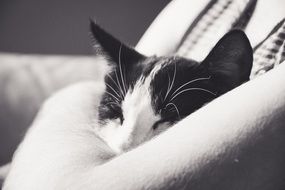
[0,0,171,165]
[0,0,171,55]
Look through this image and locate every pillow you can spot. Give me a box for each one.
[176,0,257,61]
[250,19,285,78]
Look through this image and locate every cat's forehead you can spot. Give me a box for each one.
[142,56,208,89]
[142,56,200,78]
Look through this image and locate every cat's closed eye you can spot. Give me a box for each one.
[109,105,124,124]
[100,102,124,124]
[152,120,163,130]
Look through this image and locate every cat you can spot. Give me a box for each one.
[90,20,253,153]
[3,21,252,189]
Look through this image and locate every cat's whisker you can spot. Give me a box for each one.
[105,91,121,103]
[115,70,126,99]
[106,73,118,87]
[106,73,124,99]
[163,73,171,101]
[164,63,177,101]
[105,83,121,99]
[165,102,181,119]
[170,76,211,99]
[118,44,127,95]
[123,61,128,94]
[170,87,217,102]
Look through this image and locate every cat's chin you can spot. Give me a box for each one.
[107,141,135,154]
[104,130,150,154]
[94,121,143,154]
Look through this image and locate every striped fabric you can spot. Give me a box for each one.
[176,0,257,61]
[250,19,285,79]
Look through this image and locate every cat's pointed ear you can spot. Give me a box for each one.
[202,30,253,93]
[90,20,145,65]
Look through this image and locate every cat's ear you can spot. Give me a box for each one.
[202,30,253,93]
[90,20,145,66]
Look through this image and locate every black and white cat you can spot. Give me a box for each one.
[90,21,253,153]
[3,21,252,189]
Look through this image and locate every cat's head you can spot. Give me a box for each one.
[91,21,252,153]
